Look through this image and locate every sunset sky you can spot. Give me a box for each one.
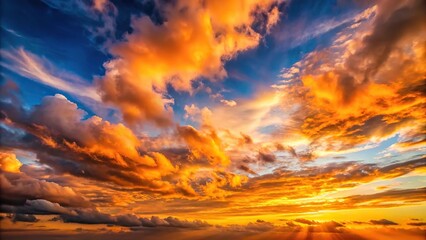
[0,0,425,239]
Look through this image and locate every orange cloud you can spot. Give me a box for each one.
[274,0,426,157]
[97,0,283,125]
[177,125,229,166]
[0,152,22,173]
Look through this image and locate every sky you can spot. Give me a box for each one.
[0,0,425,239]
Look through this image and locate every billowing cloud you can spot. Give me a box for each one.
[0,152,22,173]
[1,92,176,192]
[0,85,246,198]
[274,0,426,158]
[0,160,90,207]
[177,125,229,166]
[97,0,283,125]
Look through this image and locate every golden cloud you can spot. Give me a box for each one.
[97,0,283,125]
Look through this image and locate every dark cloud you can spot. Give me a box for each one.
[239,133,253,145]
[407,222,426,226]
[60,209,117,225]
[59,208,210,229]
[348,0,426,81]
[137,216,210,229]
[370,219,398,225]
[257,151,276,163]
[162,216,210,228]
[11,213,39,223]
[0,199,76,216]
[238,165,257,175]
[0,171,91,208]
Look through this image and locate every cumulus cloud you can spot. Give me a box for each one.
[1,171,90,207]
[61,208,116,225]
[60,208,210,229]
[97,0,283,125]
[0,92,176,192]
[0,152,22,173]
[0,153,90,208]
[0,85,246,198]
[220,100,237,107]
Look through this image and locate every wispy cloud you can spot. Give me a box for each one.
[1,48,100,101]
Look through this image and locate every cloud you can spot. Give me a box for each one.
[343,187,426,207]
[41,0,117,47]
[0,92,177,192]
[212,157,426,216]
[161,216,210,229]
[407,222,426,226]
[60,208,210,229]
[177,125,229,166]
[273,0,426,158]
[1,85,247,198]
[0,170,90,208]
[93,0,108,12]
[0,152,90,208]
[244,220,276,232]
[0,48,100,101]
[1,199,76,216]
[257,150,276,163]
[238,165,257,175]
[370,219,398,226]
[96,0,283,125]
[220,100,237,107]
[0,152,22,173]
[61,208,116,225]
[11,213,39,223]
[23,199,77,215]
